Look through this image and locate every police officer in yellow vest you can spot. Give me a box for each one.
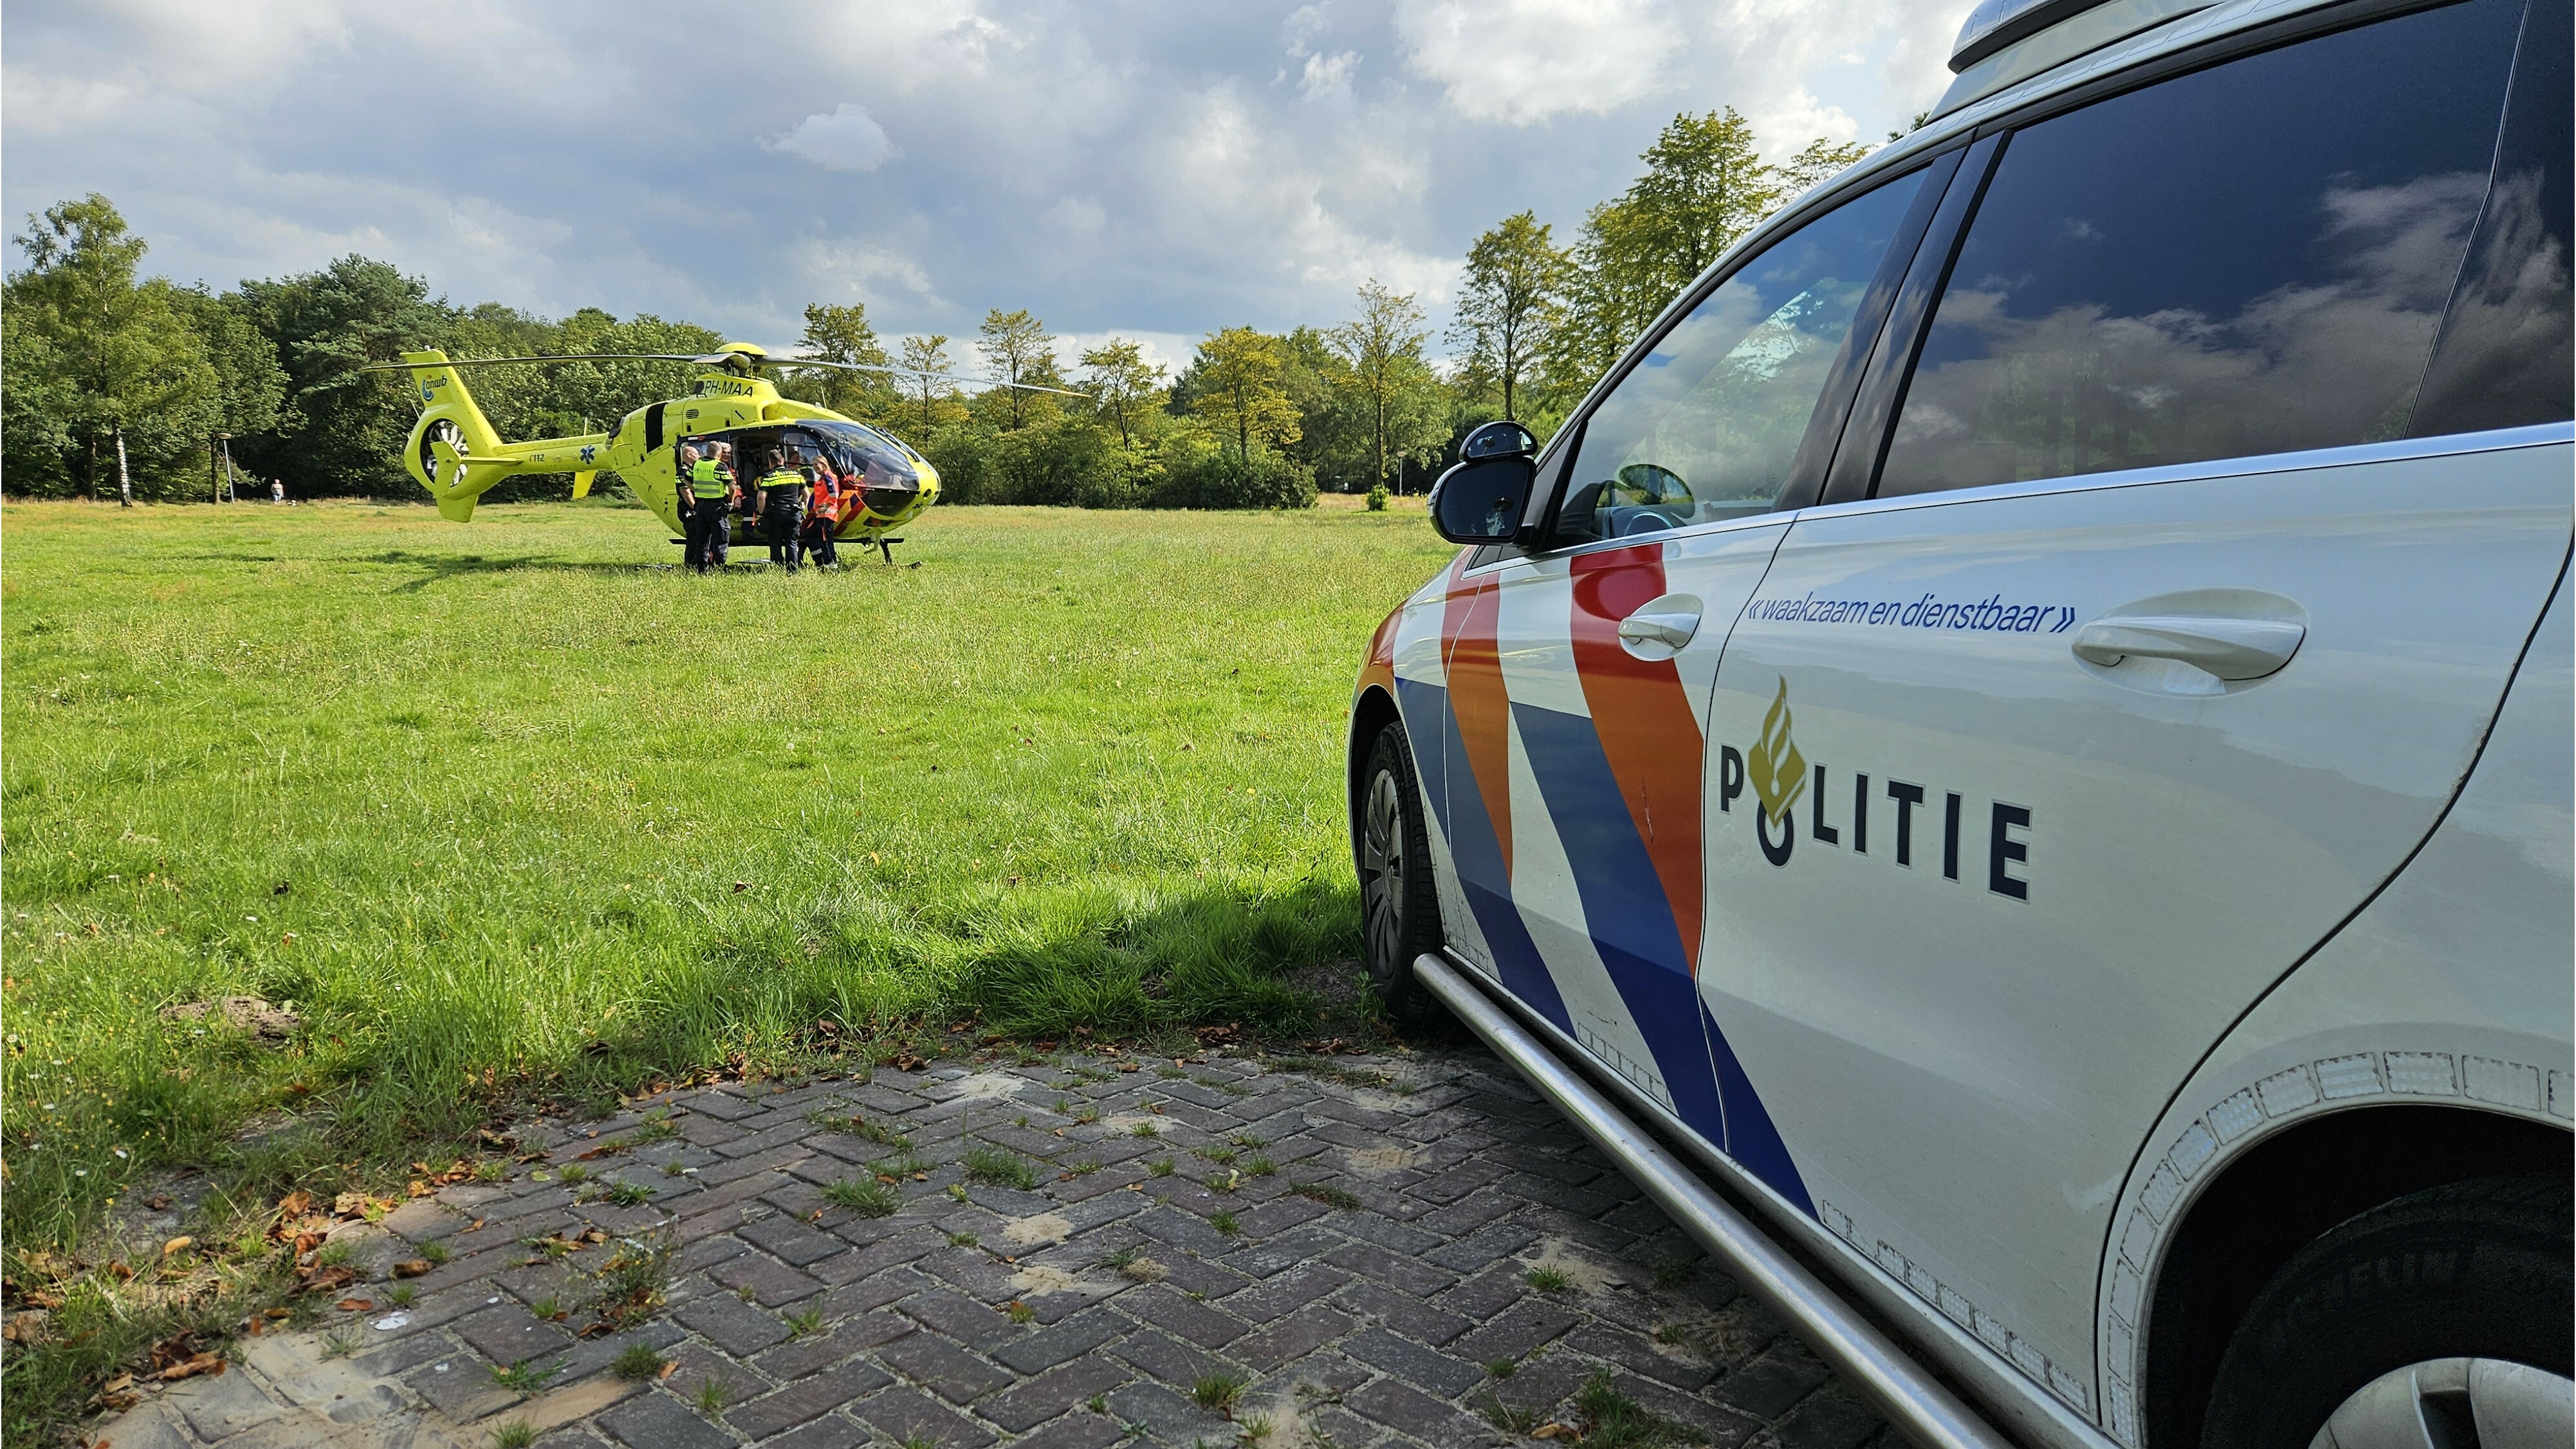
[681,444,735,573]
[757,445,811,573]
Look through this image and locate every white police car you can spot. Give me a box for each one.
[1348,1,2571,1445]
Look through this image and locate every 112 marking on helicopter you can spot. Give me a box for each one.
[363,342,1088,562]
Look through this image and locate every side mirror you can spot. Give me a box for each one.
[1429,456,1534,544]
[1459,419,1538,462]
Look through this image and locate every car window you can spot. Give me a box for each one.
[1545,167,1931,549]
[1875,0,2523,498]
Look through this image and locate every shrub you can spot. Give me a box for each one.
[1366,484,1388,511]
[1151,446,1315,511]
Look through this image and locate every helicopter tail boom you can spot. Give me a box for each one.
[393,350,611,519]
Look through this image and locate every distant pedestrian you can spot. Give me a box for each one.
[270,479,285,504]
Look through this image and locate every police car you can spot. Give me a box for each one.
[1348,0,2571,1444]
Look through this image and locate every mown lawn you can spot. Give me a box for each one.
[1,495,1447,1247]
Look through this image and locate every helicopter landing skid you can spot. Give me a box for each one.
[874,537,903,564]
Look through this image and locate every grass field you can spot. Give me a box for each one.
[1,495,1448,1250]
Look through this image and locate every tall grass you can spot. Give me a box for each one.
[0,499,1451,1244]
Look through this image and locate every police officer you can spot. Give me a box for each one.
[757,445,810,573]
[682,444,735,572]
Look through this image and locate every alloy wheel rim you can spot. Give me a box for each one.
[2309,1357,2575,1449]
[1361,770,1404,973]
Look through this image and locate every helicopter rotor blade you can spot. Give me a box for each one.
[356,353,711,371]
[357,351,1095,400]
[769,356,1096,399]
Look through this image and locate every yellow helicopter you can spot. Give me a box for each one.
[362,342,1088,562]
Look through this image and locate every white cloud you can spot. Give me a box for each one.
[1300,50,1362,99]
[1283,4,1332,57]
[1394,0,1684,125]
[5,0,1976,356]
[763,104,901,173]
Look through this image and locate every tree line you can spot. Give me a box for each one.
[1,109,1869,510]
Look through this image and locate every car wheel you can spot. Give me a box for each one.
[1357,721,1440,1022]
[2202,1174,2572,1449]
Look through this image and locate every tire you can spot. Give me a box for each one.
[2202,1174,2573,1449]
[1356,721,1442,1023]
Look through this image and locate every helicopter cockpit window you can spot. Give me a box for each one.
[805,422,923,519]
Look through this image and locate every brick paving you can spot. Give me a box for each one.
[102,1046,1900,1448]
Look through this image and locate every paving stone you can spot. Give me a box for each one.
[1231,1304,1357,1369]
[174,1368,290,1441]
[1714,1343,1834,1417]
[822,1267,935,1321]
[711,1251,824,1306]
[1224,1259,1348,1323]
[1565,1320,1720,1391]
[1103,1381,1234,1443]
[1117,1285,1247,1349]
[454,1303,578,1367]
[158,1047,1896,1449]
[849,1384,997,1448]
[1342,1325,1485,1397]
[727,1358,896,1439]
[1009,1411,1127,1449]
[878,1330,1013,1403]
[404,1355,522,1423]
[1109,1328,1232,1391]
[898,1287,1018,1350]
[1219,1223,1339,1278]
[758,1411,873,1449]
[1448,1298,1581,1361]
[1773,1385,1886,1449]
[979,1356,1132,1432]
[675,1288,794,1355]
[739,1214,847,1268]
[1345,1374,1499,1442]
[1337,1280,1475,1346]
[599,1388,736,1449]
[993,1307,1128,1374]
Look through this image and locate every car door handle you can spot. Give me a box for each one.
[2070,615,2305,679]
[1617,594,1703,660]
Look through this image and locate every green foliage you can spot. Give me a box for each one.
[1366,484,1388,512]
[779,301,899,421]
[977,308,1065,432]
[820,1177,899,1216]
[234,254,454,498]
[1330,280,1449,492]
[1186,326,1302,461]
[1534,109,1868,403]
[1450,212,1570,423]
[1574,1369,1689,1448]
[611,1344,669,1380]
[962,1145,1039,1191]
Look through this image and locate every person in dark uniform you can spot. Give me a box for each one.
[757,445,810,573]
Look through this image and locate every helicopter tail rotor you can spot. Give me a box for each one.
[387,351,510,515]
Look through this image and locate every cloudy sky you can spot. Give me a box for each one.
[4,0,1971,371]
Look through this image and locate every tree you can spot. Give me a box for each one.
[1778,138,1873,197]
[791,302,896,420]
[1330,280,1446,491]
[8,194,215,500]
[975,308,1058,430]
[1541,110,1865,400]
[1188,328,1300,461]
[1078,338,1166,450]
[235,255,455,497]
[1448,212,1569,421]
[899,334,955,436]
